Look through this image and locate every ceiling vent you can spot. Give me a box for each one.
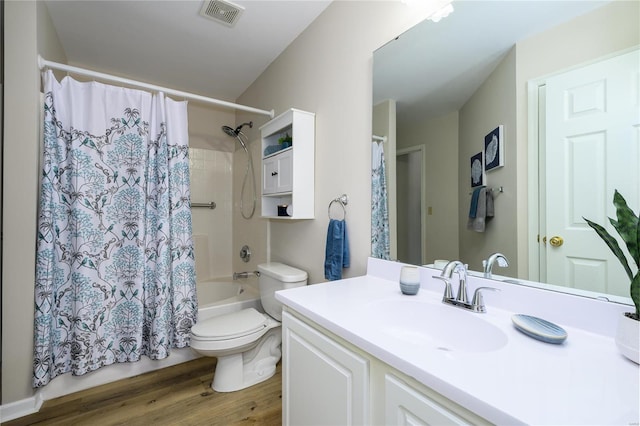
[199,0,245,27]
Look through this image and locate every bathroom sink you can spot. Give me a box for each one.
[360,298,508,353]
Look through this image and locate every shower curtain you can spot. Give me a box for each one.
[371,141,390,260]
[33,70,197,387]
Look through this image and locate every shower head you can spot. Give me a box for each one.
[221,121,253,137]
[222,125,237,137]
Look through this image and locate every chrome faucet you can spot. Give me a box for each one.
[434,260,468,304]
[233,270,260,280]
[433,260,499,313]
[483,253,509,279]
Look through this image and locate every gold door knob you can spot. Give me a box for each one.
[549,236,564,247]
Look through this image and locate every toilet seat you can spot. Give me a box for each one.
[190,308,280,353]
[191,308,268,341]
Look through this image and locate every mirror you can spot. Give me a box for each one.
[372,0,639,305]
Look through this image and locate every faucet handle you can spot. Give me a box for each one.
[432,276,453,301]
[471,287,500,313]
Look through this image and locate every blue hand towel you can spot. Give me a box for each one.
[324,219,350,281]
[469,186,484,219]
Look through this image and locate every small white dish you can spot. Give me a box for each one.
[512,314,567,344]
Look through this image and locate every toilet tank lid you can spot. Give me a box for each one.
[258,262,308,282]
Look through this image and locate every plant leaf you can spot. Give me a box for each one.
[631,273,640,317]
[584,217,634,280]
[637,214,640,272]
[609,190,640,269]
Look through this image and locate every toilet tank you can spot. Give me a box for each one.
[257,262,307,321]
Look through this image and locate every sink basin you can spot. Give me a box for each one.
[359,298,508,353]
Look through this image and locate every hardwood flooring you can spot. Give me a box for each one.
[3,357,282,426]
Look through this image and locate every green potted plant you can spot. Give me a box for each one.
[585,190,639,364]
[278,133,292,147]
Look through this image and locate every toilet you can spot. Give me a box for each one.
[189,262,307,392]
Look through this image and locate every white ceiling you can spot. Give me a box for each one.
[373,0,610,125]
[44,0,611,122]
[44,0,332,102]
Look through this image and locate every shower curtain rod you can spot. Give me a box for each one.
[38,55,275,118]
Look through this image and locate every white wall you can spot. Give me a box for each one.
[2,0,62,405]
[236,1,428,284]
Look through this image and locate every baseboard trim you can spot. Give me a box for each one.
[0,393,44,422]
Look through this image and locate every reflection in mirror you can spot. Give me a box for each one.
[372,0,639,305]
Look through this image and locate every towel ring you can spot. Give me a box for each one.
[328,194,348,220]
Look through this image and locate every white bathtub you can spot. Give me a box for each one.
[196,276,262,321]
[35,276,262,405]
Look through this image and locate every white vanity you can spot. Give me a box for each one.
[275,258,639,425]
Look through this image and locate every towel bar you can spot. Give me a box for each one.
[191,201,217,209]
[468,186,503,196]
[328,194,348,220]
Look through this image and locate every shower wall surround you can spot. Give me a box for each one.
[190,147,233,279]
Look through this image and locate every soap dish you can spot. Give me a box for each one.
[511,314,567,344]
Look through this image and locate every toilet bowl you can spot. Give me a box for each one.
[190,262,307,392]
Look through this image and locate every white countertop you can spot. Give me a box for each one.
[276,258,640,425]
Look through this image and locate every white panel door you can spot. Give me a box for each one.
[262,155,278,194]
[282,312,369,426]
[275,149,293,193]
[544,49,640,296]
[385,374,470,426]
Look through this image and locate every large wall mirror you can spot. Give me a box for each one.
[372,0,639,304]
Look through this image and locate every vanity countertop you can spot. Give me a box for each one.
[275,259,640,425]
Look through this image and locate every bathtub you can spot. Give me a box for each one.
[197,276,262,321]
[35,276,262,404]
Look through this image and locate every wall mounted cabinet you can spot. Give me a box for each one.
[260,108,315,219]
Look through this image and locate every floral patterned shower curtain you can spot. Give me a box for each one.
[33,70,197,387]
[371,141,390,260]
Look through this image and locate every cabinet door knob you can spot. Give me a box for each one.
[271,171,278,176]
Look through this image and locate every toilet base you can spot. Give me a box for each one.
[212,327,282,392]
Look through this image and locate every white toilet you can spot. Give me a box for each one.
[189,262,307,392]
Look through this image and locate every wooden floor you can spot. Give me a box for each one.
[4,357,282,426]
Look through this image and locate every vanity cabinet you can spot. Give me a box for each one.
[259,108,314,219]
[282,309,490,426]
[282,311,370,425]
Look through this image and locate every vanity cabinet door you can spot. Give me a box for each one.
[385,374,470,426]
[282,311,370,426]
